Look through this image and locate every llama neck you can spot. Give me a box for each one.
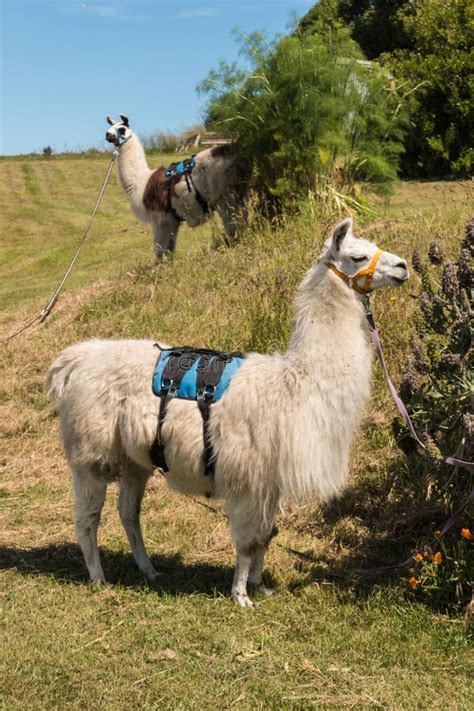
[279,262,373,503]
[288,262,370,361]
[116,133,151,197]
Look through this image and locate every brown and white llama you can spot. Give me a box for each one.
[106,114,249,258]
[47,218,409,607]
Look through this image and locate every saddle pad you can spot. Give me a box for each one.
[152,348,245,402]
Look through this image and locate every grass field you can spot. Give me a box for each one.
[1,154,473,709]
[0,150,215,319]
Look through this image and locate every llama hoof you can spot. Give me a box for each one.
[232,591,258,609]
[248,582,275,598]
[146,569,162,582]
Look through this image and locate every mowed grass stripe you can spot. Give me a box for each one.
[0,154,212,317]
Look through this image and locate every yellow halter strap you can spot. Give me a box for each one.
[325,248,383,294]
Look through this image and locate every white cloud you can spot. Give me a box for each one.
[80,3,146,21]
[177,8,218,18]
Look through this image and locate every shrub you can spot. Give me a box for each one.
[395,218,473,609]
[199,26,409,211]
[142,131,179,152]
[300,0,474,177]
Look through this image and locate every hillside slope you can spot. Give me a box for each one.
[1,159,472,708]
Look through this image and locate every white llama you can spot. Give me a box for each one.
[106,114,249,258]
[46,218,408,607]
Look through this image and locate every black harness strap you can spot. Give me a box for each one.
[165,156,210,220]
[167,185,184,225]
[192,179,211,215]
[196,355,228,475]
[150,351,200,471]
[167,176,208,223]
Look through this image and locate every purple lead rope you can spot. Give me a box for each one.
[365,307,474,474]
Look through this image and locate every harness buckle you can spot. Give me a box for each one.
[162,377,173,392]
[197,385,216,403]
[204,385,216,400]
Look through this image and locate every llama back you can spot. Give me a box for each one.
[46,339,161,469]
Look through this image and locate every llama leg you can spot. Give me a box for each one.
[216,192,246,244]
[232,544,255,609]
[152,214,180,259]
[228,498,278,606]
[248,526,278,596]
[117,462,158,581]
[72,465,107,583]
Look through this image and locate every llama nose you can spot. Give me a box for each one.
[396,260,408,270]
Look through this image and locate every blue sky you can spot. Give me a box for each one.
[1,0,314,155]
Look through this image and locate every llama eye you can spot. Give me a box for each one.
[351,256,367,263]
[118,127,126,135]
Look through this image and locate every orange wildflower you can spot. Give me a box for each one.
[408,576,419,590]
[461,528,472,540]
[433,551,443,564]
[415,553,423,561]
[434,530,441,538]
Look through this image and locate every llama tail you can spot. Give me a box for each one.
[46,342,90,407]
[46,355,71,408]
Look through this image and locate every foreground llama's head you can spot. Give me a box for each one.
[105,113,132,146]
[325,217,409,292]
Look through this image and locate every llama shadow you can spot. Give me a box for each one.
[287,454,448,604]
[0,543,235,597]
[1,454,450,606]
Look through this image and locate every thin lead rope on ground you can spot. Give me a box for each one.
[1,150,119,343]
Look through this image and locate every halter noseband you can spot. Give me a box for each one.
[325,248,383,294]
[114,130,132,147]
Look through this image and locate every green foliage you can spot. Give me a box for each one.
[300,0,410,59]
[396,218,473,608]
[300,0,474,177]
[199,26,408,209]
[386,0,474,177]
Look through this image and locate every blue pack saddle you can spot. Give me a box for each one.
[150,347,245,474]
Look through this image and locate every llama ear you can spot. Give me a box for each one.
[119,113,129,127]
[332,217,353,252]
[106,115,115,126]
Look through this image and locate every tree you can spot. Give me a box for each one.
[300,0,474,177]
[199,27,408,208]
[299,0,409,58]
[387,0,474,176]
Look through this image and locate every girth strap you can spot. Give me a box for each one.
[196,355,228,475]
[192,181,210,215]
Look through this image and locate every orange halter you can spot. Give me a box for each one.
[325,248,383,294]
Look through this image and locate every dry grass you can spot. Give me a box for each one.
[1,162,473,709]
